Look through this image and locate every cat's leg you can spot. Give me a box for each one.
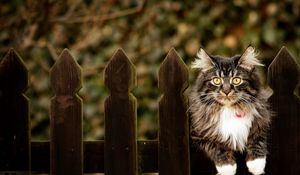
[214,150,236,175]
[246,134,267,175]
[194,138,236,175]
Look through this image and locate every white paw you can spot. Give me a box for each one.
[216,164,237,175]
[246,157,266,175]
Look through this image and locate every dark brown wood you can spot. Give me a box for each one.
[158,48,190,175]
[29,140,208,174]
[0,49,30,174]
[138,140,158,173]
[50,49,83,175]
[104,49,137,175]
[31,140,158,173]
[3,47,300,175]
[31,141,49,173]
[31,141,104,174]
[266,46,300,175]
[84,141,105,173]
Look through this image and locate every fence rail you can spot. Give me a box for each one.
[0,47,299,175]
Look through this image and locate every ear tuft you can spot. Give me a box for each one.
[191,48,215,72]
[238,46,264,70]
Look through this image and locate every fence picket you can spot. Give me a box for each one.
[266,46,300,175]
[158,48,190,175]
[104,49,137,175]
[50,49,83,175]
[0,49,30,174]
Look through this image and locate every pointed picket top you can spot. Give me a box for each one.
[0,48,30,171]
[104,48,138,174]
[268,46,300,94]
[104,48,136,94]
[0,48,28,93]
[159,48,188,94]
[50,49,82,95]
[158,48,190,175]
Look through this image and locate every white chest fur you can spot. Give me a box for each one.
[218,107,254,151]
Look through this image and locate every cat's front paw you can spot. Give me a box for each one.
[246,157,266,175]
[216,164,237,175]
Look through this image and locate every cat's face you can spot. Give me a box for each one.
[192,46,263,106]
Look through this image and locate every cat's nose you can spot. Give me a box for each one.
[221,89,233,96]
[222,83,231,95]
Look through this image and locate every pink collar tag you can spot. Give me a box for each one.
[235,111,246,118]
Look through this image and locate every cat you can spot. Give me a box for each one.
[189,46,271,175]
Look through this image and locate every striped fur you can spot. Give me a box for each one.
[189,46,271,175]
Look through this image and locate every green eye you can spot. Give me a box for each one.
[232,77,242,85]
[212,77,222,85]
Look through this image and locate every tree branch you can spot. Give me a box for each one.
[50,0,146,24]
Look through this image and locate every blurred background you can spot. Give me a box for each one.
[0,0,300,141]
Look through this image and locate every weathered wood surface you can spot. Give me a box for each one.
[29,140,253,174]
[1,47,300,175]
[266,46,300,175]
[31,141,105,174]
[30,140,157,173]
[104,49,137,175]
[158,48,190,175]
[0,49,30,174]
[50,49,83,175]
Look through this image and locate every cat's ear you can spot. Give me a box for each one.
[238,46,264,70]
[191,48,215,72]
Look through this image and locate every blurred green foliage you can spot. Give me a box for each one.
[1,0,300,140]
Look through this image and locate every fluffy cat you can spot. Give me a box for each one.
[189,46,271,175]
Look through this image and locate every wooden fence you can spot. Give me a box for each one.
[0,46,299,175]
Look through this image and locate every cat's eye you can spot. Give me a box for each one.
[231,77,242,85]
[211,77,222,85]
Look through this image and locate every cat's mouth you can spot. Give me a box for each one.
[217,97,236,105]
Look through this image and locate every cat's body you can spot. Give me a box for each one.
[189,46,271,175]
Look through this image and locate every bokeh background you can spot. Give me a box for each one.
[1,0,300,140]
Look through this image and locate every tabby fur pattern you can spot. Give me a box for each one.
[189,46,271,175]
